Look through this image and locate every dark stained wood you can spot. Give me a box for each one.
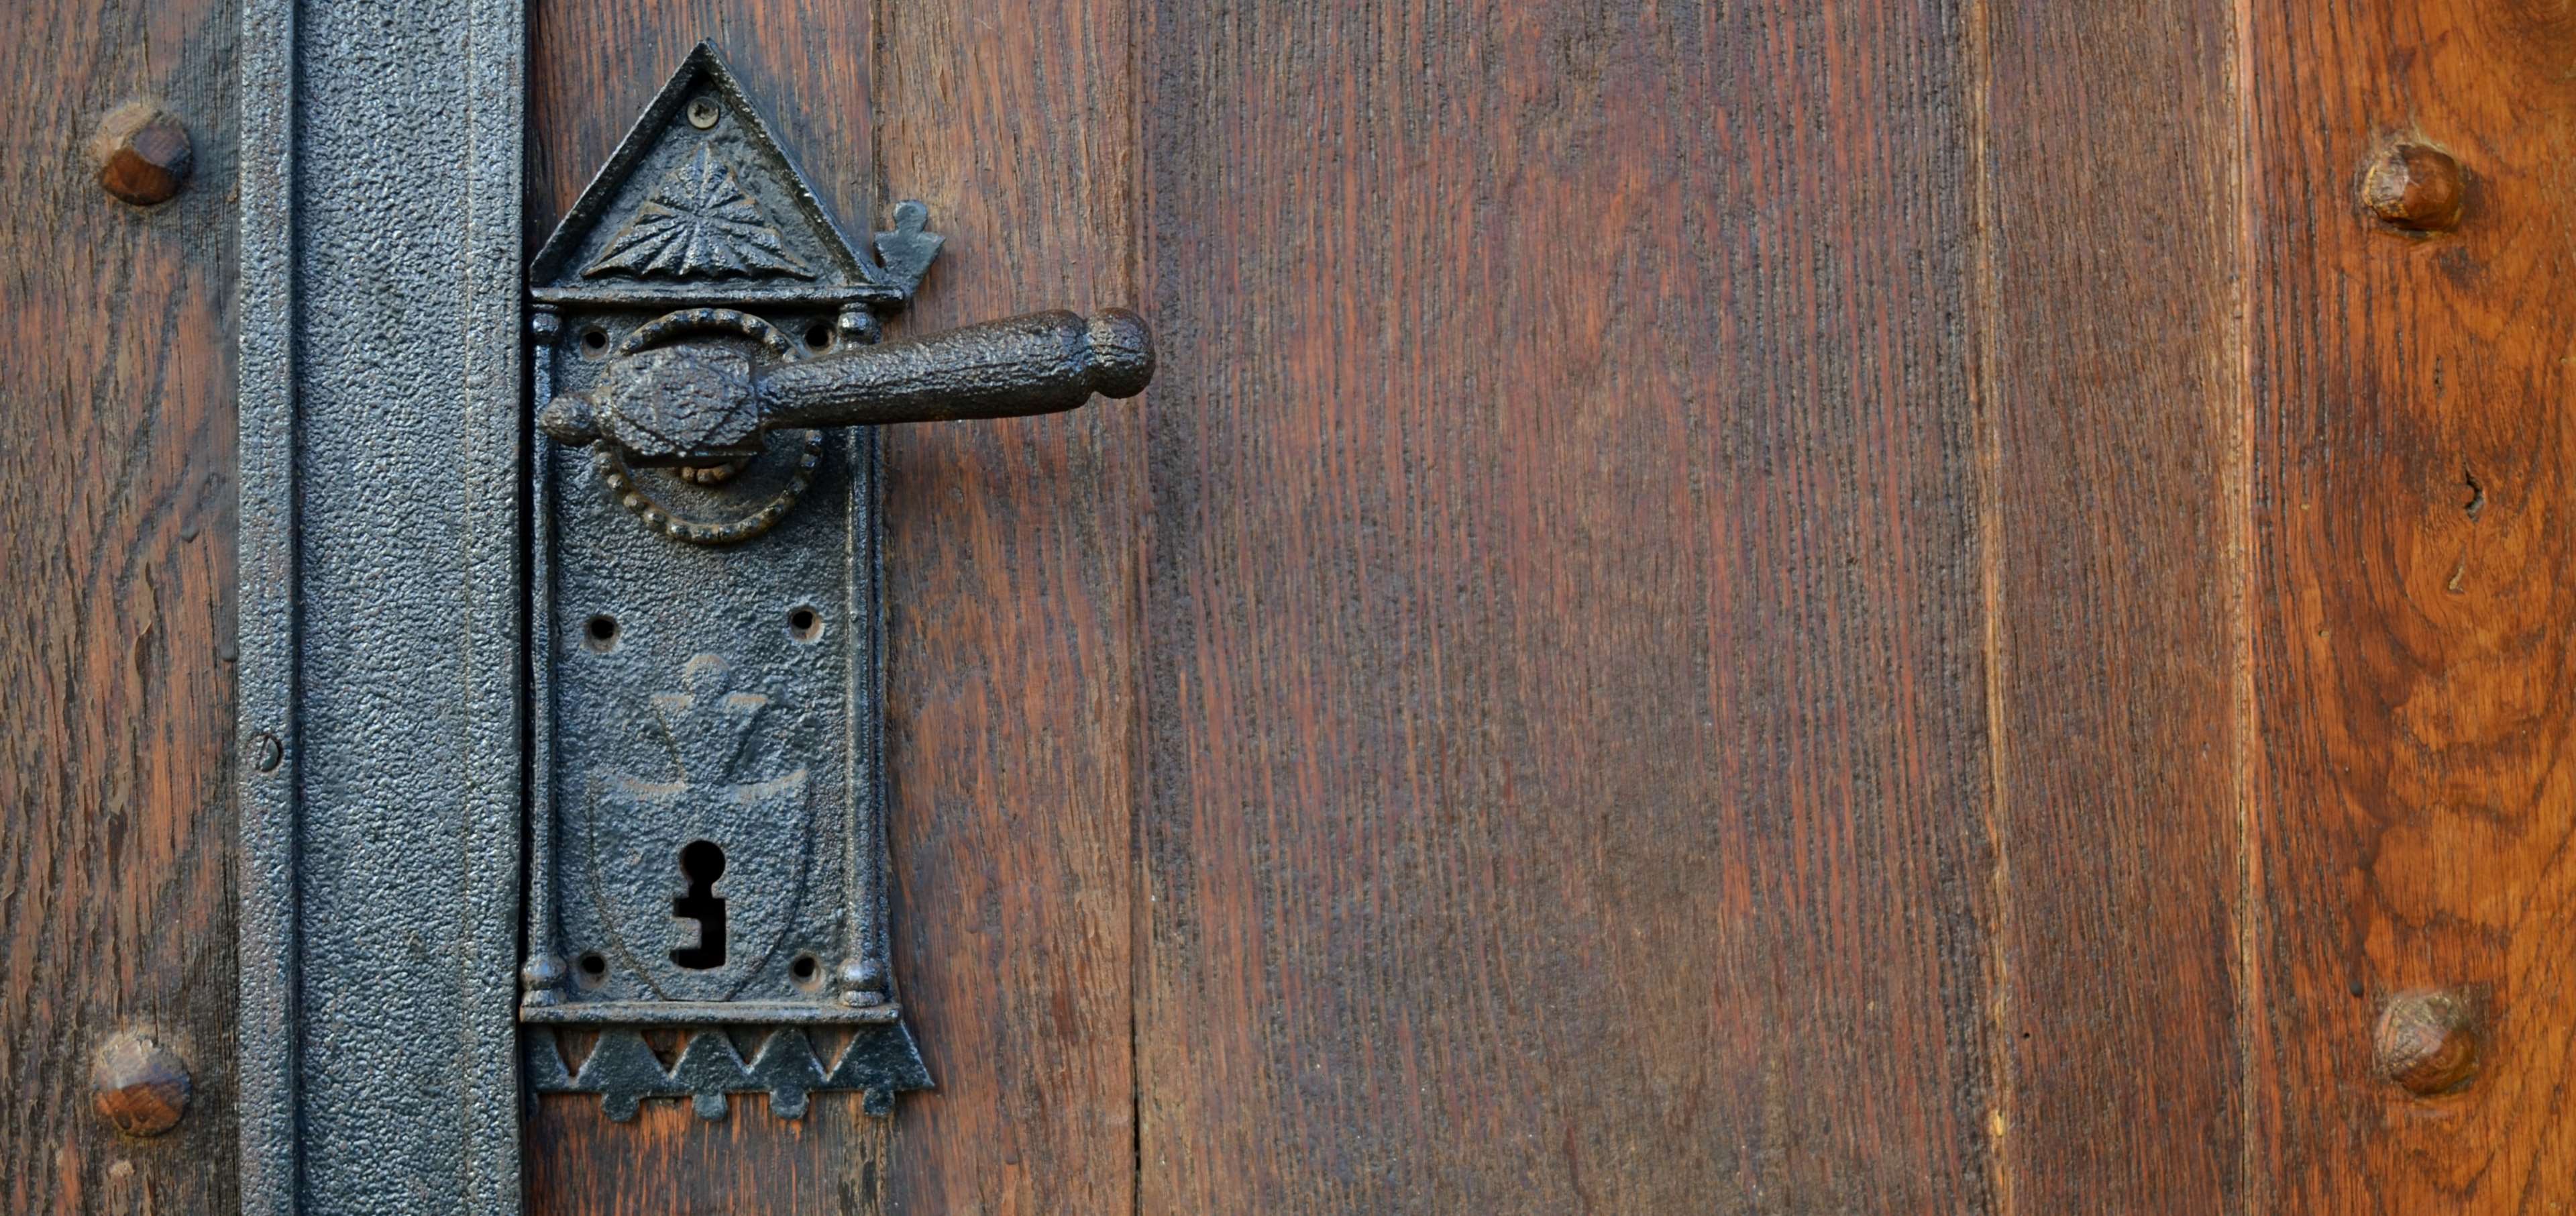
[524,9,898,1210]
[871,0,1142,1209]
[2247,3,2576,1211]
[527,3,2576,1206]
[1976,3,2248,1211]
[523,0,1141,1210]
[1134,3,1999,1211]
[0,0,239,1211]
[93,0,2569,1209]
[526,1095,890,1213]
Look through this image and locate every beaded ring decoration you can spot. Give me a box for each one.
[592,307,828,546]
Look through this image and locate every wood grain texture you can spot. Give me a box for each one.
[1974,3,2248,1211]
[871,0,1142,1208]
[0,0,239,1211]
[526,1095,891,1213]
[1134,3,1998,1211]
[523,3,2576,1212]
[2246,3,2576,1211]
[524,10,898,1211]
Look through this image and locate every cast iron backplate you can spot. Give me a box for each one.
[519,42,931,1121]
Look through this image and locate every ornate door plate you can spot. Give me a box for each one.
[518,44,1150,1123]
[518,44,931,1121]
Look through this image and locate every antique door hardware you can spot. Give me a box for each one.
[540,308,1153,470]
[519,42,1154,1120]
[238,17,1152,1202]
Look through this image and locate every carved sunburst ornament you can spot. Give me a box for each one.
[582,146,815,280]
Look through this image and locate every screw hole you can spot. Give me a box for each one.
[582,613,620,652]
[576,952,607,989]
[804,321,835,352]
[787,605,821,642]
[790,952,821,991]
[578,325,609,356]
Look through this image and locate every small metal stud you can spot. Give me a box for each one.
[2363,144,2465,232]
[2375,988,2480,1095]
[91,1033,190,1137]
[91,101,193,207]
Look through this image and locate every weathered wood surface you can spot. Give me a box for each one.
[9,0,2571,1211]
[0,0,239,1212]
[1976,3,2248,1211]
[869,0,1144,1209]
[2246,3,2576,1211]
[522,0,2576,1213]
[1133,1,1996,1212]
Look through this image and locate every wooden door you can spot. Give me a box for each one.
[7,1,2573,1213]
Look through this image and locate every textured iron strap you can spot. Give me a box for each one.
[237,0,525,1207]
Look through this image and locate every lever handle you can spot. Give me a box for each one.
[542,308,1155,466]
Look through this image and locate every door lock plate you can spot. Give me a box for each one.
[517,43,1152,1122]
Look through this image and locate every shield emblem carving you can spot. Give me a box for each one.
[579,654,820,1001]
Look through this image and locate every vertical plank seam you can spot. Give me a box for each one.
[1124,0,1150,1209]
[1962,0,2018,1211]
[864,7,896,1209]
[2225,0,2262,1210]
[869,0,891,1099]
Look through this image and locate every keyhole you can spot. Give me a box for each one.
[669,840,727,970]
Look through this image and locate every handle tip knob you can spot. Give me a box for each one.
[1082,308,1155,399]
[540,395,599,446]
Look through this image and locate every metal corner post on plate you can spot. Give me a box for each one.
[237,0,527,1210]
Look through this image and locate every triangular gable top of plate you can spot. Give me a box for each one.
[529,43,902,307]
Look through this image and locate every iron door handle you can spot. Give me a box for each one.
[512,42,1144,1122]
[539,307,1155,466]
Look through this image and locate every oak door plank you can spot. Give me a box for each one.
[872,0,1144,1210]
[1976,2,2249,1210]
[1135,3,1995,1211]
[0,0,240,1211]
[2247,2,2576,1211]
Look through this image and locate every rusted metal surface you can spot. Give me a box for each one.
[90,1033,191,1138]
[2375,989,2482,1097]
[522,58,920,1115]
[526,1025,931,1121]
[89,100,193,205]
[2362,143,2466,232]
[542,308,1152,464]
